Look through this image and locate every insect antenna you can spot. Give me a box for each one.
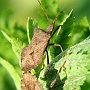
[53,13,60,24]
[37,0,51,24]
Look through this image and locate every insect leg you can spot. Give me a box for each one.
[50,60,66,88]
[51,25,62,37]
[46,49,49,65]
[44,43,64,78]
[49,43,64,55]
[48,43,66,88]
[44,50,51,77]
[36,49,50,75]
[37,49,50,74]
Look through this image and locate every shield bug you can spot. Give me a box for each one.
[21,0,65,90]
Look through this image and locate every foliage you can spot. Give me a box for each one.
[0,0,90,90]
[39,36,90,90]
[0,57,21,90]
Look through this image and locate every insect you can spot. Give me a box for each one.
[21,0,65,90]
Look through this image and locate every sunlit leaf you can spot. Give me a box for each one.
[27,17,33,43]
[1,30,22,65]
[39,36,90,90]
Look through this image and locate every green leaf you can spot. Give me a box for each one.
[0,57,21,90]
[27,17,38,44]
[60,9,73,25]
[68,16,90,47]
[27,17,33,43]
[80,16,89,27]
[39,36,90,90]
[62,37,90,90]
[50,10,73,59]
[1,30,22,65]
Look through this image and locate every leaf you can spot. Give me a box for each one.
[27,17,38,44]
[50,10,73,59]
[1,30,22,65]
[39,36,90,90]
[80,16,89,27]
[0,57,21,90]
[27,17,34,43]
[62,37,90,90]
[60,9,73,25]
[68,16,90,47]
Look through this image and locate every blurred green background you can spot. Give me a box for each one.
[0,0,90,90]
[0,0,90,26]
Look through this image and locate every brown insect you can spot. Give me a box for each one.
[21,0,65,90]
